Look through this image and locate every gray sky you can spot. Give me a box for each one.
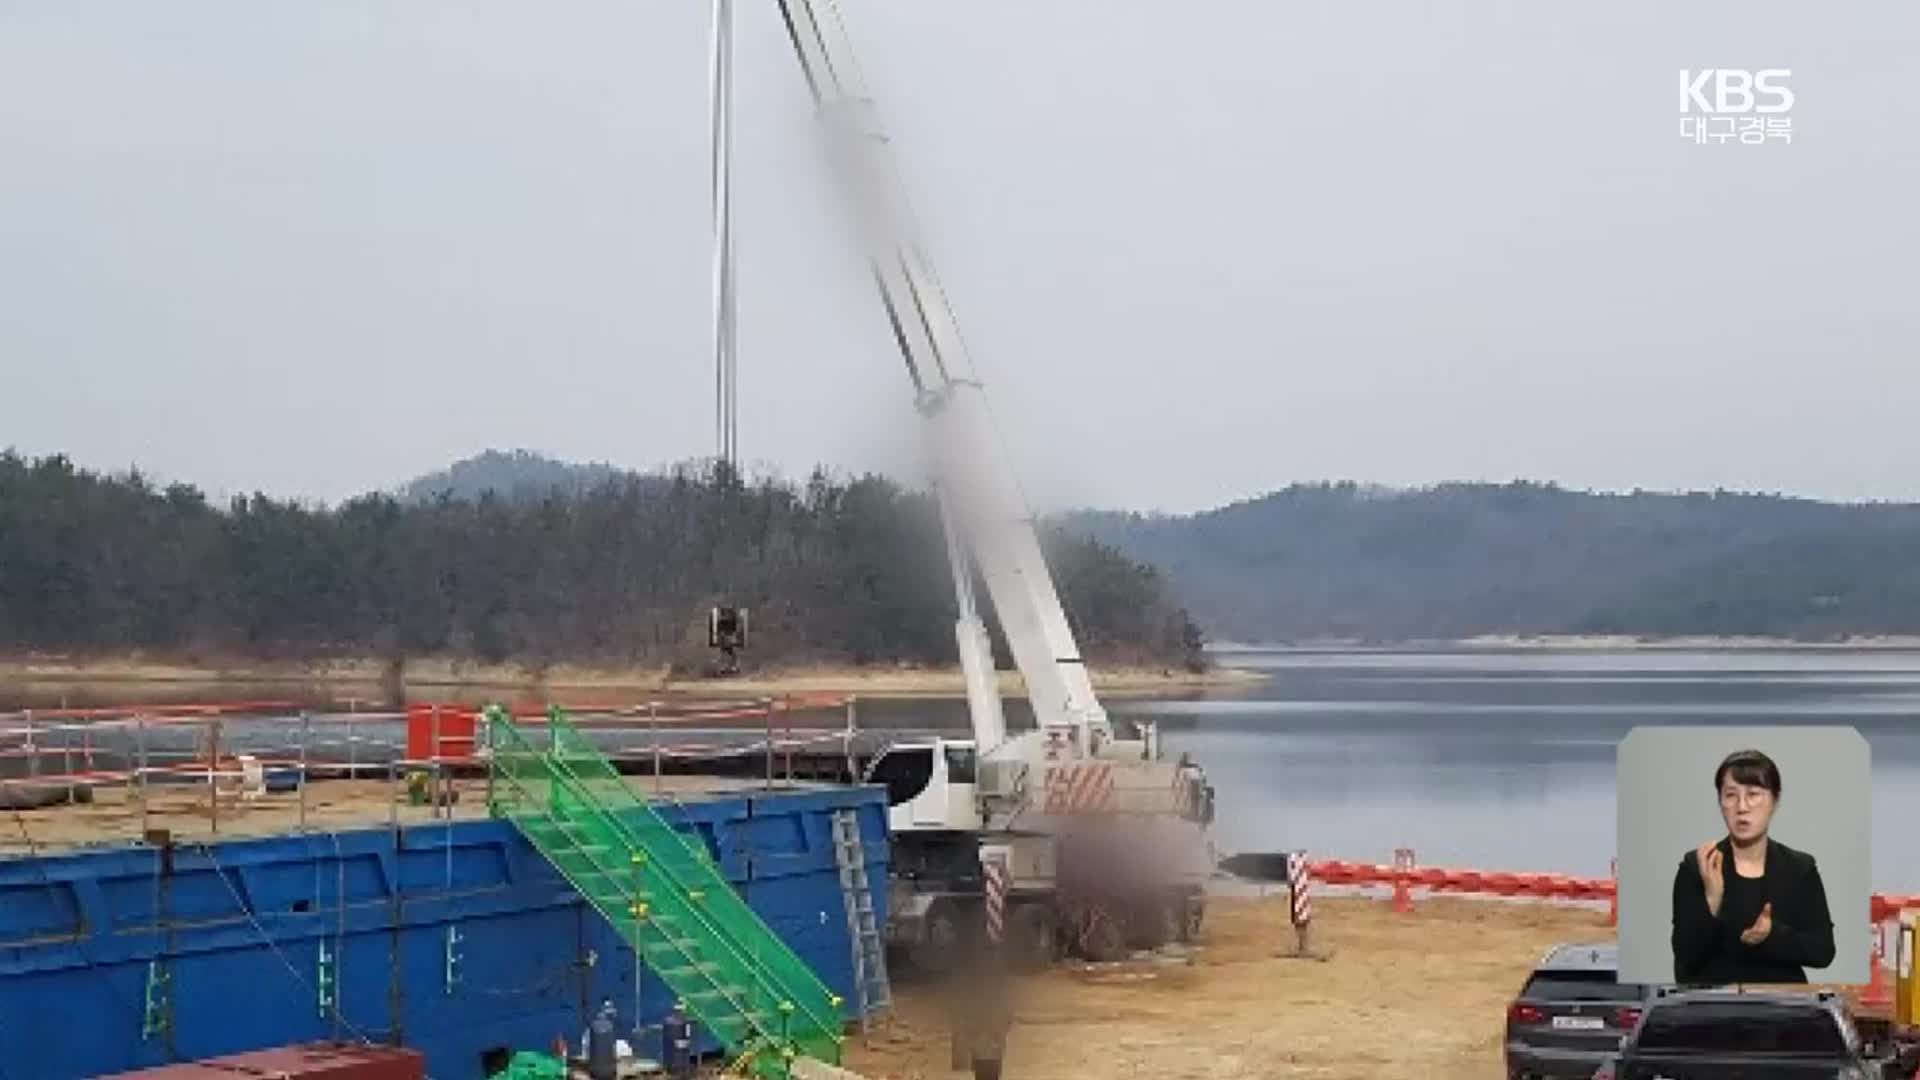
[1,1,1915,513]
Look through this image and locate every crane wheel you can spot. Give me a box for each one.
[1004,903,1058,973]
[1074,906,1128,963]
[1179,893,1206,942]
[909,899,964,975]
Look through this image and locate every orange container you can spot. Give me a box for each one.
[405,705,477,763]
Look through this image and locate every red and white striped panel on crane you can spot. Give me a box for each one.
[1041,762,1115,814]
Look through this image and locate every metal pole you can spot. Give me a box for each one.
[136,713,149,838]
[783,693,794,784]
[208,718,220,836]
[298,711,310,834]
[708,0,737,466]
[650,701,662,793]
[482,707,494,815]
[763,697,774,790]
[844,696,858,783]
[430,704,442,821]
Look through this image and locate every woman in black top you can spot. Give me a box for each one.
[1671,748,1836,985]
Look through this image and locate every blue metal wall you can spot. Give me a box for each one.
[0,786,889,1080]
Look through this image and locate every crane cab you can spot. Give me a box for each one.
[863,737,983,833]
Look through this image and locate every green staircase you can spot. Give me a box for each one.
[484,706,844,1078]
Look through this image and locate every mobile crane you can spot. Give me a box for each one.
[771,0,1218,970]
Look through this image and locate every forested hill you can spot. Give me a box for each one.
[0,452,1204,671]
[1067,482,1920,642]
[398,448,666,504]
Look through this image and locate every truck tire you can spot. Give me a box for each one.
[909,899,965,976]
[1076,907,1128,963]
[1005,903,1058,973]
[1179,892,1206,943]
[1126,897,1174,951]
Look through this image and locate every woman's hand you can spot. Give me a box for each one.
[1695,841,1725,917]
[1740,902,1773,945]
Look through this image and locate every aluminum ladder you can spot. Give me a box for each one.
[831,807,891,1026]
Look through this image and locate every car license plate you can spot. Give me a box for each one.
[1551,1015,1604,1030]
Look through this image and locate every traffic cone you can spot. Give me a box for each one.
[1863,923,1893,1010]
[1391,847,1415,914]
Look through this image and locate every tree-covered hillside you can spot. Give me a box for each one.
[0,452,1204,671]
[1069,481,1920,642]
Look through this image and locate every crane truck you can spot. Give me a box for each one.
[769,0,1219,972]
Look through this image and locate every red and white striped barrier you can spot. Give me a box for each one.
[982,848,1011,946]
[1288,850,1312,927]
[1304,852,1920,925]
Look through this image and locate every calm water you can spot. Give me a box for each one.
[8,648,1918,890]
[1114,648,1920,892]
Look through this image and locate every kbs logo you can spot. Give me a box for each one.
[1679,69,1794,114]
[1677,69,1793,145]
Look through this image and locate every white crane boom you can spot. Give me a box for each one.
[773,0,1111,757]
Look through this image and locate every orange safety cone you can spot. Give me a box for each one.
[1391,847,1416,914]
[1863,923,1893,1010]
[1607,858,1618,928]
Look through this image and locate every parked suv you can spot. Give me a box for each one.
[1505,943,1653,1080]
[1603,988,1912,1080]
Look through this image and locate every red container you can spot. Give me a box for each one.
[406,704,478,763]
[97,1043,424,1080]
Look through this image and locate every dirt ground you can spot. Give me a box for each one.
[844,894,1612,1080]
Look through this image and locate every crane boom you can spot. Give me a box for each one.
[774,0,1111,754]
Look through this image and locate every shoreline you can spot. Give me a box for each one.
[0,654,1268,703]
[1214,633,1920,652]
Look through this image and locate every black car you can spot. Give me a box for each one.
[1505,943,1653,1080]
[1604,988,1912,1080]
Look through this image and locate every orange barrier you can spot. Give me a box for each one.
[1864,923,1894,1009]
[1390,848,1416,914]
[1306,857,1920,925]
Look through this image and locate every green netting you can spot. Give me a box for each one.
[485,706,843,1078]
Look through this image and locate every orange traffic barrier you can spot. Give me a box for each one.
[1391,848,1416,914]
[1864,923,1894,1010]
[1297,855,1910,931]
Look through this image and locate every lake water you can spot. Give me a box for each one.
[1114,648,1920,893]
[7,648,1917,891]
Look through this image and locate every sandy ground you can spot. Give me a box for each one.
[0,656,1265,704]
[845,894,1612,1080]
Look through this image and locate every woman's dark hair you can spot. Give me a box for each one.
[1714,748,1782,797]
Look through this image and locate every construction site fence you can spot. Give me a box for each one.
[0,695,869,852]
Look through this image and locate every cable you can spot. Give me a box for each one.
[200,832,381,1047]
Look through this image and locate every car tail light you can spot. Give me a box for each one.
[1613,1006,1642,1029]
[1508,1003,1546,1025]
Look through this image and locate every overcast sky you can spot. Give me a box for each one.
[1,1,1915,513]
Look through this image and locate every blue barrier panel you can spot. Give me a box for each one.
[0,784,888,1080]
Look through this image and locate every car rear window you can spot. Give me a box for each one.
[1522,970,1645,1002]
[1636,1004,1846,1054]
